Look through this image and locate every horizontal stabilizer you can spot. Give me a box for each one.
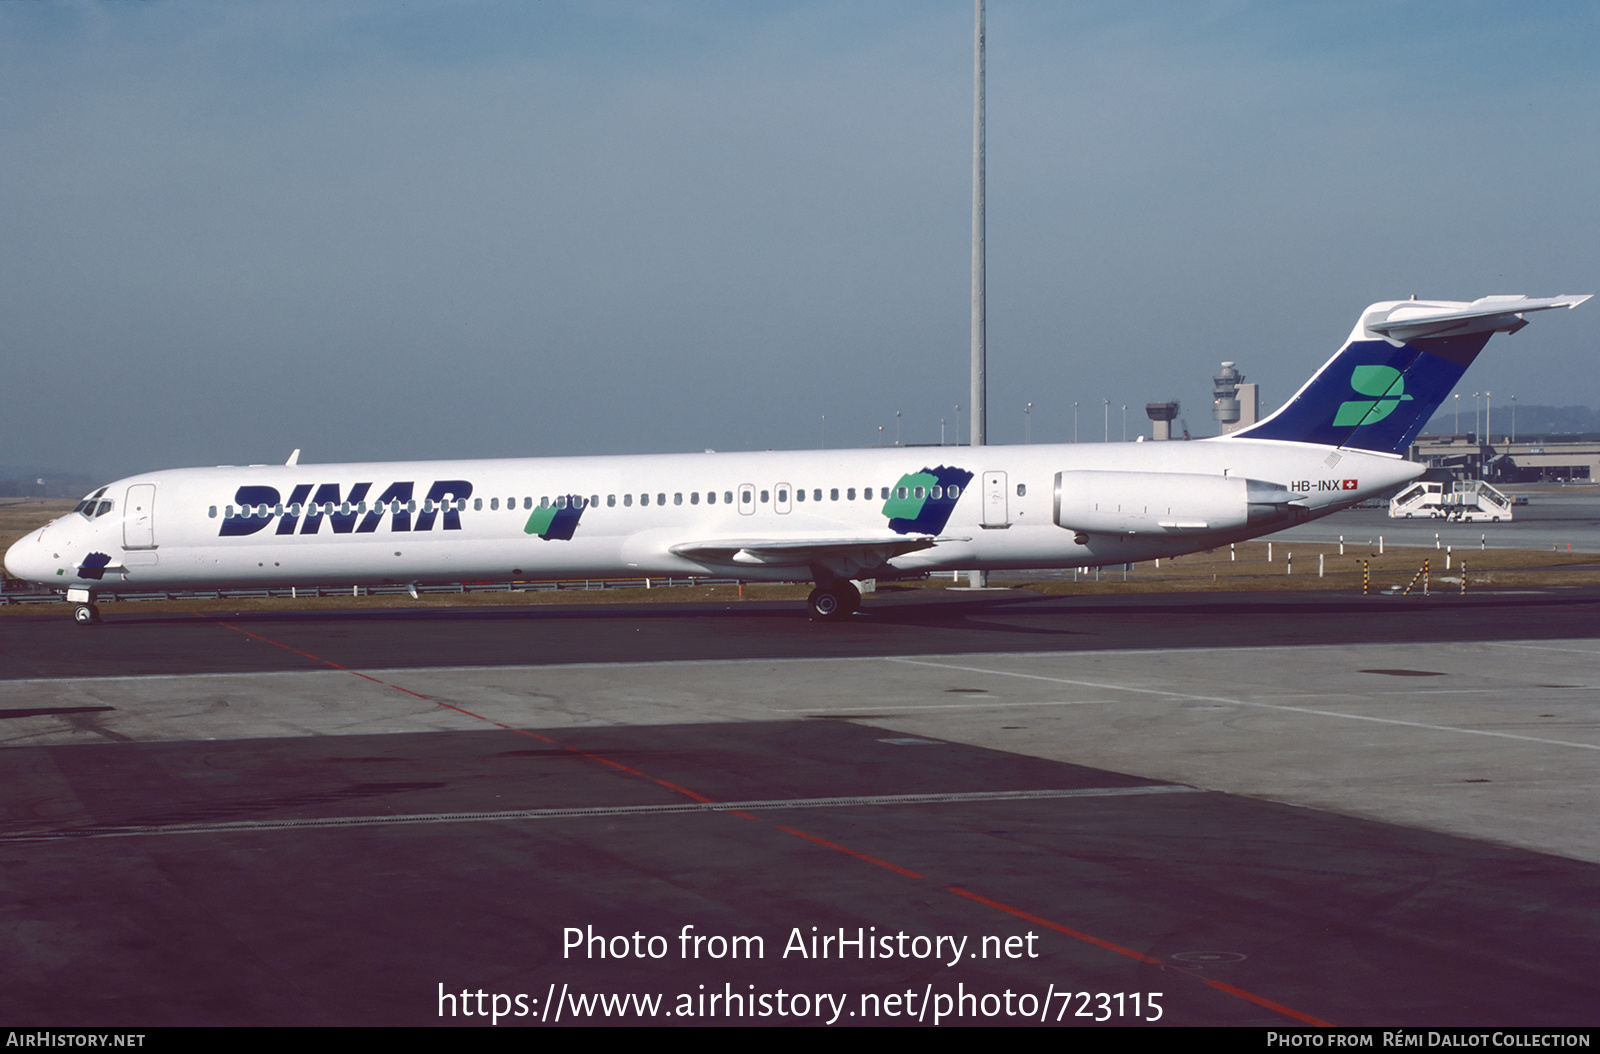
[1365,295,1591,342]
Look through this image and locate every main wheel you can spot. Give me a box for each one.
[73,603,99,625]
[807,584,857,620]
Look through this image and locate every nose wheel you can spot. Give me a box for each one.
[807,581,860,621]
[73,603,101,625]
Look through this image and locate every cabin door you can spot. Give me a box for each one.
[123,484,157,549]
[981,471,1010,528]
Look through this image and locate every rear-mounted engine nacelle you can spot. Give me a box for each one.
[1053,471,1303,537]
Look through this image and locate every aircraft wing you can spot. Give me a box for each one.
[669,534,957,577]
[1366,294,1592,342]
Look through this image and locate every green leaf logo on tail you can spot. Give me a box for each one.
[1333,365,1412,427]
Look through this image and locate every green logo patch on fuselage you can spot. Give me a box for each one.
[524,505,558,537]
[1333,364,1413,427]
[881,472,939,521]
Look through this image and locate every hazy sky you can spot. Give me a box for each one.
[3,1,1597,481]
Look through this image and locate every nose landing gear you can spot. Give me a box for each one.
[66,588,100,625]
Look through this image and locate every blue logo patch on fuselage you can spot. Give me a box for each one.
[76,552,112,580]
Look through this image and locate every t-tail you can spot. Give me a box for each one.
[1226,294,1591,454]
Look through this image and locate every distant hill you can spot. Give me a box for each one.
[1421,404,1600,438]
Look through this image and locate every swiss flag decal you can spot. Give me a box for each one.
[1342,479,1359,490]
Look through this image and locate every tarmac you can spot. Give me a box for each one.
[2,586,1598,1027]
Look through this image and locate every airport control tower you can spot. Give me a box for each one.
[1212,361,1258,434]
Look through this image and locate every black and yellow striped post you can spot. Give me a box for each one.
[1362,559,1369,595]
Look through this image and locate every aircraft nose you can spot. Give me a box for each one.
[4,529,56,585]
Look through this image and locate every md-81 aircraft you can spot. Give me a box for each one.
[5,294,1589,624]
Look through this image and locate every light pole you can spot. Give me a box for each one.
[1103,398,1110,443]
[895,410,902,446]
[954,405,961,446]
[1473,392,1480,441]
[1485,391,1491,444]
[820,415,825,449]
[877,425,884,447]
[940,418,947,446]
[1073,402,1079,443]
[1122,404,1128,442]
[1025,402,1032,444]
[1454,392,1460,434]
[1511,396,1516,442]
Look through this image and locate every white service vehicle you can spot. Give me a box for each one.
[1390,479,1514,522]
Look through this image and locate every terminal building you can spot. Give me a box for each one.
[1407,434,1600,482]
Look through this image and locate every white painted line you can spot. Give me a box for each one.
[773,700,1114,713]
[1484,642,1600,657]
[889,658,1600,752]
[0,784,1202,841]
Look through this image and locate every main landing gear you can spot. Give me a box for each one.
[807,580,860,621]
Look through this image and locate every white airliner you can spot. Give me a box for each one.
[5,294,1589,624]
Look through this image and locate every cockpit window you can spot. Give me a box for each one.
[74,487,110,518]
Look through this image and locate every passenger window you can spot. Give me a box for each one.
[725,491,734,504]
[523,497,532,510]
[674,493,683,505]
[690,492,700,505]
[657,493,666,505]
[795,489,805,502]
[490,497,499,511]
[813,489,822,502]
[641,493,650,506]
[208,505,217,518]
[607,494,616,507]
[777,489,788,503]
[225,505,234,518]
[913,486,924,499]
[705,491,715,505]
[830,488,839,501]
[1017,483,1027,497]
[539,496,549,508]
[897,487,907,500]
[760,490,769,503]
[930,486,942,499]
[847,488,856,500]
[590,495,599,508]
[474,498,483,511]
[556,496,567,509]
[948,485,961,498]
[624,494,633,507]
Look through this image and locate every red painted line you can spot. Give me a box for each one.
[773,824,925,879]
[948,886,1160,964]
[654,779,714,803]
[564,745,644,776]
[947,886,1333,1027]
